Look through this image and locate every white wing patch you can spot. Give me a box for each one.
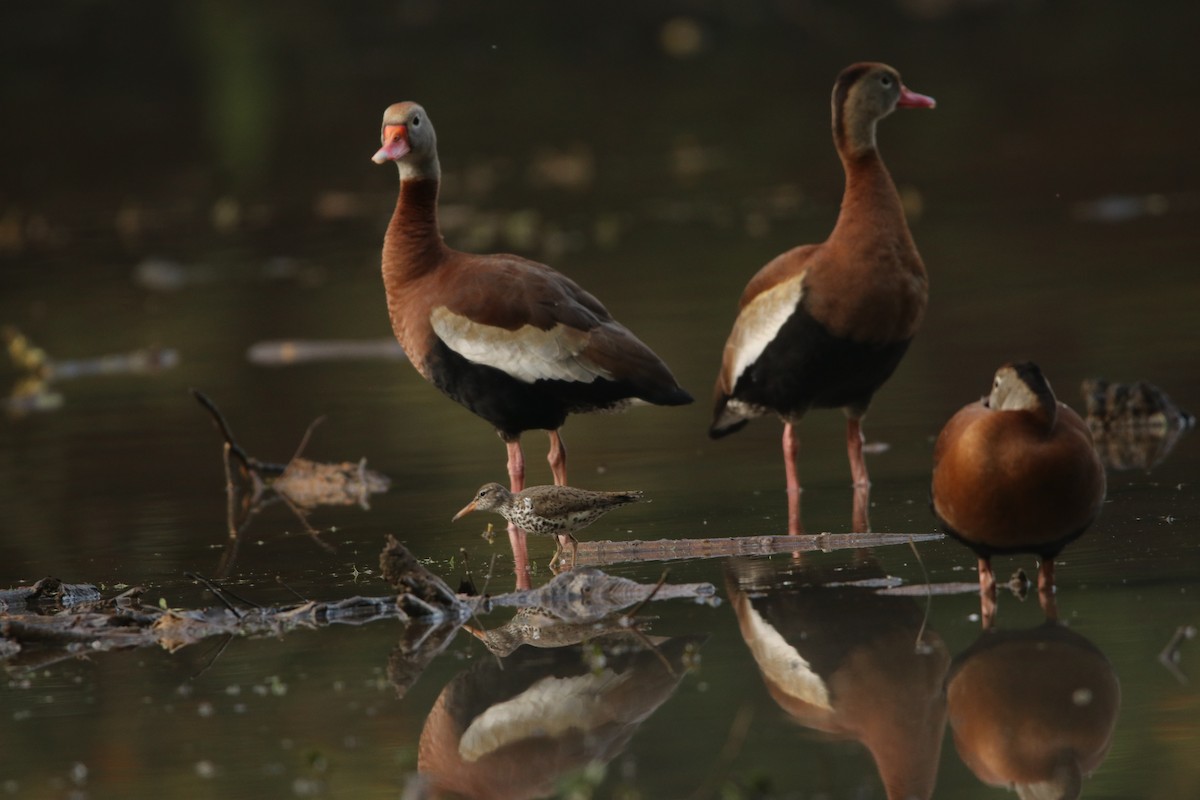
[457,671,629,761]
[726,274,805,386]
[431,306,613,384]
[742,600,831,710]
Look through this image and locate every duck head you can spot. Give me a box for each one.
[373,101,440,180]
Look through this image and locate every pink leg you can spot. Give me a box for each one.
[852,482,871,533]
[978,557,997,630]
[1038,558,1058,621]
[546,431,575,558]
[505,439,531,590]
[506,440,526,493]
[847,416,870,488]
[783,423,803,535]
[547,430,568,486]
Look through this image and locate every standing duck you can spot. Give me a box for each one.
[931,362,1106,615]
[709,63,935,532]
[372,102,691,574]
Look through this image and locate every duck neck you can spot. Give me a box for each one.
[382,175,446,283]
[1032,393,1059,432]
[830,147,911,249]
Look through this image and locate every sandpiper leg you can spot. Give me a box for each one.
[553,533,573,565]
[978,556,997,629]
[547,429,568,486]
[847,416,870,489]
[568,534,579,570]
[549,538,563,573]
[783,423,803,535]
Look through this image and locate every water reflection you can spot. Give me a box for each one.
[789,480,872,536]
[1082,378,1194,471]
[192,390,391,576]
[415,630,701,799]
[3,326,178,418]
[467,607,651,659]
[947,620,1121,800]
[726,556,949,800]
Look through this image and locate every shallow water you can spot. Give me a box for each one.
[2,2,1198,798]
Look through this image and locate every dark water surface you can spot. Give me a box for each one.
[2,2,1198,798]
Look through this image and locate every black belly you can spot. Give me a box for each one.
[732,304,912,418]
[423,339,654,439]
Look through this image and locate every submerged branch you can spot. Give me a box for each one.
[246,338,406,366]
[1,538,717,674]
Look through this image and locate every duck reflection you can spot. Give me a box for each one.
[417,626,701,799]
[726,556,949,800]
[947,620,1121,800]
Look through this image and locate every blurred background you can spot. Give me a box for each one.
[1,1,1197,798]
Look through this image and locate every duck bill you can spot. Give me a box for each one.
[897,86,936,109]
[372,124,411,163]
[451,500,477,522]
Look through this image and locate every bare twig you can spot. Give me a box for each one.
[191,388,260,473]
[285,415,327,467]
[689,703,756,800]
[1158,625,1196,684]
[906,537,934,654]
[622,569,669,623]
[190,634,235,681]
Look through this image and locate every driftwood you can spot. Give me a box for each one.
[191,389,390,575]
[3,326,178,417]
[247,338,406,366]
[0,577,102,612]
[0,537,717,675]
[561,531,945,567]
[192,389,390,512]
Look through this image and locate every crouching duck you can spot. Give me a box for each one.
[931,362,1106,614]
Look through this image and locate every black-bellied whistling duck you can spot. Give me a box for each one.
[932,362,1106,619]
[709,63,935,533]
[371,102,692,576]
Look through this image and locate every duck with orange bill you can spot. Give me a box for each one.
[371,102,691,582]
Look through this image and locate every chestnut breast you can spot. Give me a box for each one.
[802,219,928,345]
[932,401,1105,551]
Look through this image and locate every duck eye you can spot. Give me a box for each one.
[412,115,421,127]
[880,75,893,87]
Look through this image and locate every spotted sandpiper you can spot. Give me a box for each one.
[452,483,643,567]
